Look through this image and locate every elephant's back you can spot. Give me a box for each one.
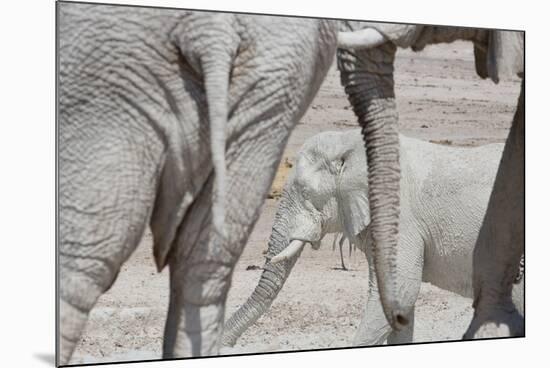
[400,136,503,192]
[402,137,503,227]
[58,3,183,86]
[58,3,184,55]
[57,3,194,143]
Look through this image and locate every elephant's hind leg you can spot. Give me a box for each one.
[161,176,235,358]
[163,260,231,358]
[162,121,297,357]
[59,298,90,365]
[58,128,162,364]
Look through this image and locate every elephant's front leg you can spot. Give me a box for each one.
[354,217,423,346]
[464,81,525,339]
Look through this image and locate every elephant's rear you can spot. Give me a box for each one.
[57,3,179,363]
[58,3,175,293]
[58,3,186,126]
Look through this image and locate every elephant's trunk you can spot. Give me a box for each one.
[222,195,301,346]
[337,44,408,330]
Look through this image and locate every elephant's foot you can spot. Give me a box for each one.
[352,319,392,346]
[463,306,524,339]
[58,299,89,365]
[163,302,225,358]
[353,330,391,346]
[472,321,512,338]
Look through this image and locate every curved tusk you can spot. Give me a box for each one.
[270,240,306,264]
[337,28,387,49]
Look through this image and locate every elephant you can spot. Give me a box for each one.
[57,3,405,365]
[58,4,340,364]
[336,23,525,336]
[222,130,524,347]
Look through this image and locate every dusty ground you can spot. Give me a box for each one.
[69,41,522,364]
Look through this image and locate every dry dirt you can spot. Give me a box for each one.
[69,41,522,364]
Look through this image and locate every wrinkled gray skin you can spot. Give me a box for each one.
[336,23,525,335]
[222,130,524,346]
[58,4,340,364]
[57,4,413,364]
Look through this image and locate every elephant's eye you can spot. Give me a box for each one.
[337,158,346,174]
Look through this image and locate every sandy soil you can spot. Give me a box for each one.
[69,41,522,364]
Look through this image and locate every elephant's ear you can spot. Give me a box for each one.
[336,153,371,242]
[340,187,370,242]
[475,31,524,83]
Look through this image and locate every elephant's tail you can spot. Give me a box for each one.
[195,16,239,240]
[155,14,239,271]
[203,54,232,239]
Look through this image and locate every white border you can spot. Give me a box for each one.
[1,1,547,367]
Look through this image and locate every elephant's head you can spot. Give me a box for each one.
[222,130,371,346]
[336,22,524,330]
